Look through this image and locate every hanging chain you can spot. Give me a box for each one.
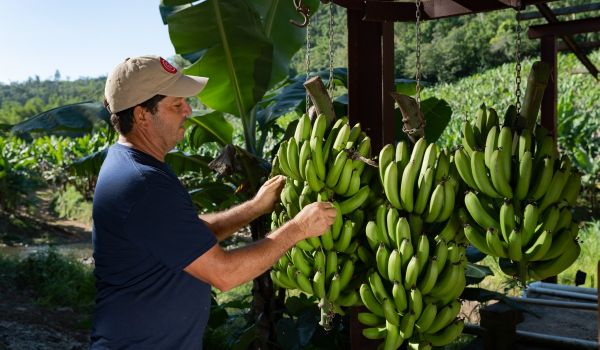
[514,4,523,116]
[327,2,335,97]
[305,17,312,112]
[415,0,422,108]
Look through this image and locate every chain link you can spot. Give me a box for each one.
[328,2,335,97]
[514,4,522,116]
[305,17,312,112]
[415,0,422,107]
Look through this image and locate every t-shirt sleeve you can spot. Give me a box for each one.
[125,181,217,272]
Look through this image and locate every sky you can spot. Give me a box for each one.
[0,1,176,83]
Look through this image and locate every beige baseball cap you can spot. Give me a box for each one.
[104,55,208,113]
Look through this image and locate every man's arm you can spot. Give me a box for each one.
[185,202,337,291]
[200,175,285,241]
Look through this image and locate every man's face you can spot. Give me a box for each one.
[148,96,192,149]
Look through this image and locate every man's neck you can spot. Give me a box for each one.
[118,134,166,162]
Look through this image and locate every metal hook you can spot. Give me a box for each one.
[290,0,310,28]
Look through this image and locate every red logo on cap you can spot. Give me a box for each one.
[160,57,177,74]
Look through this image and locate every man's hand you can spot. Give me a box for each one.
[253,175,286,216]
[291,202,337,239]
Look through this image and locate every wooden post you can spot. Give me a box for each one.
[480,302,524,350]
[540,35,558,140]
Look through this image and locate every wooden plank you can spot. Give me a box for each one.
[535,4,599,79]
[540,36,557,141]
[528,16,600,39]
[558,39,600,52]
[382,22,396,148]
[518,2,600,21]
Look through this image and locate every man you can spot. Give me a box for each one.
[91,55,337,349]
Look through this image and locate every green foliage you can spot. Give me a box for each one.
[0,77,105,124]
[14,250,95,309]
[50,185,93,223]
[559,220,600,288]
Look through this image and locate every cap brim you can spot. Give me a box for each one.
[158,75,209,97]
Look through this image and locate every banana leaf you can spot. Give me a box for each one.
[11,102,110,138]
[165,150,213,177]
[184,111,233,148]
[69,148,108,177]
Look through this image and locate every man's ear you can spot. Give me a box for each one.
[133,106,147,124]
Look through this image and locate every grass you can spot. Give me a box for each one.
[559,220,600,288]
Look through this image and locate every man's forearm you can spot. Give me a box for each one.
[200,199,264,241]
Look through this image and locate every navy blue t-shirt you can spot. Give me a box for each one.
[90,143,217,349]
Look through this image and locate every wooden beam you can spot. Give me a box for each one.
[534,4,599,79]
[528,16,600,39]
[518,2,600,21]
[558,39,600,52]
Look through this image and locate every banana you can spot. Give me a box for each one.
[376,204,391,247]
[409,287,424,319]
[461,122,478,156]
[404,255,420,289]
[311,114,327,141]
[313,249,325,272]
[433,239,449,272]
[353,136,372,174]
[365,221,381,251]
[323,250,337,281]
[542,229,573,261]
[383,321,401,350]
[358,312,385,327]
[416,234,430,274]
[397,237,412,269]
[415,303,438,333]
[522,203,540,247]
[436,181,456,223]
[294,114,312,143]
[382,298,400,326]
[464,191,500,230]
[538,168,570,212]
[392,282,408,314]
[291,247,312,276]
[377,243,391,281]
[446,241,462,264]
[561,172,582,206]
[379,144,395,185]
[503,104,518,128]
[535,134,556,162]
[334,220,355,252]
[396,141,411,168]
[298,140,311,179]
[332,123,351,154]
[507,228,523,261]
[309,269,324,297]
[425,319,464,347]
[418,257,440,295]
[358,245,375,265]
[419,143,439,186]
[331,202,343,240]
[277,141,295,179]
[497,126,513,180]
[400,160,419,213]
[555,207,573,233]
[320,226,334,250]
[369,270,392,303]
[525,230,552,261]
[471,151,501,198]
[474,104,488,143]
[307,236,321,250]
[334,159,354,195]
[515,151,533,200]
[428,263,462,299]
[529,240,580,279]
[408,341,433,350]
[499,200,515,242]
[426,300,461,334]
[325,151,348,188]
[384,161,403,209]
[484,125,499,168]
[388,249,402,283]
[529,156,554,201]
[486,107,499,131]
[310,136,326,181]
[386,208,400,247]
[339,185,370,214]
[305,159,324,192]
[345,123,362,149]
[437,215,459,243]
[434,150,450,183]
[286,138,302,180]
[518,128,533,161]
[454,147,478,190]
[490,148,513,199]
[338,258,355,290]
[422,181,443,223]
[409,214,423,244]
[399,312,417,340]
[327,273,341,302]
[295,239,315,252]
[337,291,361,308]
[486,227,508,258]
[271,270,294,289]
[396,217,411,247]
[539,205,560,232]
[362,326,387,340]
[296,271,314,295]
[322,117,346,164]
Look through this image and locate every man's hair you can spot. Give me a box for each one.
[104,95,166,135]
